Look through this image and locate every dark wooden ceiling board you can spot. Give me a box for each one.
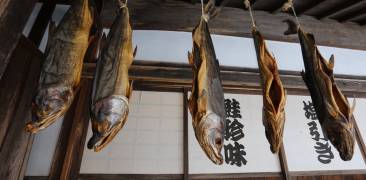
[304,0,361,19]
[349,13,366,24]
[252,0,286,12]
[329,1,366,21]
[97,0,366,51]
[293,0,326,15]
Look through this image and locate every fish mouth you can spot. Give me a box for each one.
[87,120,125,152]
[324,119,355,161]
[87,95,129,152]
[26,86,73,133]
[263,109,285,153]
[195,113,224,165]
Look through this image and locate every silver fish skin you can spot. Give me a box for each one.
[188,2,225,164]
[26,0,96,133]
[87,3,136,152]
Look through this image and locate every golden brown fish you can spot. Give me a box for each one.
[26,0,96,133]
[284,19,356,161]
[252,27,286,153]
[188,0,225,165]
[87,1,136,152]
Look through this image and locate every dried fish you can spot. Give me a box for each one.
[26,0,96,133]
[87,1,136,152]
[252,27,286,153]
[188,0,225,165]
[285,19,356,161]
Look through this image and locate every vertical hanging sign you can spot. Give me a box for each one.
[224,98,247,167]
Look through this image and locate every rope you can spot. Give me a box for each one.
[201,0,208,22]
[289,0,300,27]
[245,0,256,28]
[119,0,128,8]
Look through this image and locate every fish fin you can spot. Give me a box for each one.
[188,51,197,71]
[133,46,137,58]
[127,80,134,99]
[328,54,335,70]
[45,20,56,54]
[283,19,298,35]
[49,20,56,37]
[350,96,356,116]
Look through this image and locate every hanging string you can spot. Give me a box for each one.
[201,0,208,22]
[119,0,128,8]
[244,0,256,28]
[284,0,300,27]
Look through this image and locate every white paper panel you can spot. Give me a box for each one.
[189,93,281,174]
[283,95,366,172]
[353,99,366,152]
[80,91,183,174]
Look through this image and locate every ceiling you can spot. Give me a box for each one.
[190,0,366,25]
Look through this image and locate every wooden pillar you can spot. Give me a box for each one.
[0,0,37,79]
[183,89,189,180]
[279,144,290,180]
[48,79,92,180]
[0,36,43,180]
[28,1,57,46]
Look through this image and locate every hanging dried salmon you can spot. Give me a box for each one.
[87,0,136,152]
[252,28,287,153]
[26,0,97,133]
[188,0,225,165]
[284,18,356,161]
[245,0,287,153]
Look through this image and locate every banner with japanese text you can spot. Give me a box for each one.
[283,95,366,172]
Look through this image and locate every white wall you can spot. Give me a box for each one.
[80,91,184,174]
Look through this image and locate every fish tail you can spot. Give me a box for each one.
[283,19,298,35]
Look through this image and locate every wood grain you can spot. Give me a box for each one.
[82,60,366,97]
[0,36,42,180]
[48,80,92,180]
[95,0,366,51]
[0,0,37,79]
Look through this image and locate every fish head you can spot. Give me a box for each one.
[323,116,355,161]
[87,96,129,152]
[196,112,225,165]
[263,108,285,153]
[26,85,73,133]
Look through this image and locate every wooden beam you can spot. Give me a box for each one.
[0,36,42,180]
[304,0,361,19]
[95,0,366,51]
[28,1,57,46]
[82,60,366,97]
[0,0,37,79]
[48,80,92,180]
[183,89,189,180]
[329,1,366,22]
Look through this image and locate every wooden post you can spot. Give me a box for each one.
[48,79,92,180]
[0,0,37,79]
[28,1,57,46]
[279,144,290,180]
[0,36,43,180]
[183,89,189,180]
